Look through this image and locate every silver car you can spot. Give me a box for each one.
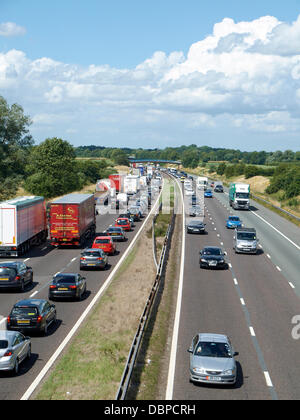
[188,333,238,385]
[0,330,31,374]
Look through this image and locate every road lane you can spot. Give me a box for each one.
[0,190,160,400]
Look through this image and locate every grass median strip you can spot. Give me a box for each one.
[33,220,156,400]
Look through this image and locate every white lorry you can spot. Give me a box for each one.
[0,196,48,257]
[124,175,140,195]
[197,176,208,190]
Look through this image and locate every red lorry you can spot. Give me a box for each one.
[109,174,125,193]
[49,194,96,247]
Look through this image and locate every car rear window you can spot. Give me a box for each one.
[12,307,38,317]
[54,275,76,284]
[0,340,8,349]
[95,239,110,244]
[83,251,102,257]
[0,267,16,276]
[117,220,128,225]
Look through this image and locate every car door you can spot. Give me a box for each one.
[16,333,28,362]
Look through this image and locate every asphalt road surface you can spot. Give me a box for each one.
[171,179,300,400]
[0,192,159,400]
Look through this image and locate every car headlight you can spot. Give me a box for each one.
[222,369,235,375]
[193,367,206,374]
[200,258,206,262]
[219,259,225,263]
[223,369,234,376]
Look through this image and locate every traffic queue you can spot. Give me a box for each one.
[0,166,160,375]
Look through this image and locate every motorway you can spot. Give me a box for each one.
[0,191,159,400]
[170,178,300,400]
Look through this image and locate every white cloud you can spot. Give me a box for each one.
[1,15,300,150]
[0,22,26,37]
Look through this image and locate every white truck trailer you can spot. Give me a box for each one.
[197,176,208,190]
[0,196,48,257]
[124,175,140,195]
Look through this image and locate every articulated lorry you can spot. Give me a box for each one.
[124,175,140,195]
[229,183,250,210]
[0,196,48,257]
[49,194,96,247]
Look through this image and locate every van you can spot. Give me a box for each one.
[233,227,258,254]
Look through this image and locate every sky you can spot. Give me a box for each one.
[1,0,300,152]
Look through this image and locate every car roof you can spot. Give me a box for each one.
[188,220,204,225]
[198,333,229,343]
[94,236,112,239]
[203,246,221,250]
[0,330,20,341]
[236,227,256,232]
[0,261,19,267]
[14,299,46,308]
[83,248,103,252]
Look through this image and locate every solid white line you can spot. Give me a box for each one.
[166,179,185,400]
[250,210,300,251]
[249,326,256,336]
[264,371,273,387]
[21,184,163,401]
[0,317,6,326]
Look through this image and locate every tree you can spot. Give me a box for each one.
[25,138,81,198]
[111,149,129,166]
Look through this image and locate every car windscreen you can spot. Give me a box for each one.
[117,220,128,225]
[54,276,76,284]
[237,232,256,240]
[0,267,17,276]
[236,192,249,198]
[11,307,38,317]
[0,340,8,349]
[95,239,110,244]
[229,217,240,221]
[202,248,221,255]
[108,228,121,233]
[194,341,231,358]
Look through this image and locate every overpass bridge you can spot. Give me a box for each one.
[129,158,181,165]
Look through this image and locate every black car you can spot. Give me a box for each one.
[48,273,87,301]
[187,220,206,234]
[0,262,33,292]
[199,247,227,269]
[7,299,57,335]
[214,185,224,193]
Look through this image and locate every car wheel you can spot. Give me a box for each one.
[27,344,31,360]
[13,358,19,375]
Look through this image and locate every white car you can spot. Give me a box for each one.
[0,330,31,375]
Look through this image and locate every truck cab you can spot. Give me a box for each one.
[233,227,258,254]
[229,183,250,210]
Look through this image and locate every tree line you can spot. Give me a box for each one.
[75,144,300,166]
[0,96,115,200]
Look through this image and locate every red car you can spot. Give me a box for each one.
[115,217,131,232]
[92,236,116,255]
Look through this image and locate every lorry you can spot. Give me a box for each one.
[229,183,250,210]
[116,193,128,207]
[197,176,208,190]
[124,175,140,195]
[109,174,125,193]
[233,227,258,254]
[0,196,48,257]
[49,194,96,247]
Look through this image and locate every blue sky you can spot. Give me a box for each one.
[1,0,300,151]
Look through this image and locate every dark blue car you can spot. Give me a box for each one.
[226,216,242,229]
